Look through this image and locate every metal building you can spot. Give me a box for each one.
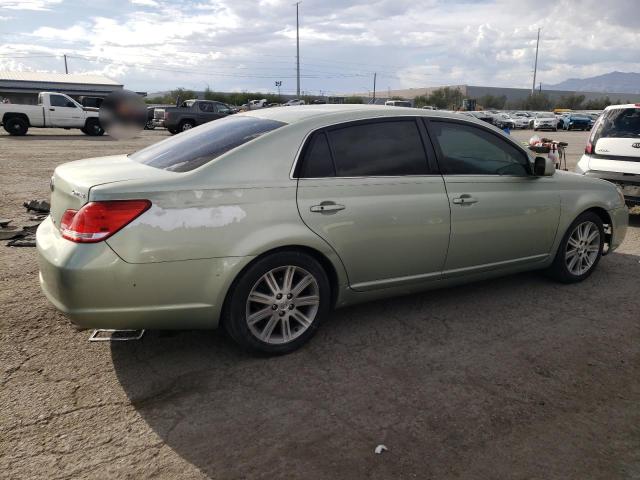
[0,72,123,105]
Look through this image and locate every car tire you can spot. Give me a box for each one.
[223,251,331,355]
[546,211,604,284]
[554,128,558,132]
[178,120,195,132]
[167,127,178,134]
[534,128,538,131]
[144,120,155,130]
[3,116,28,136]
[84,118,104,136]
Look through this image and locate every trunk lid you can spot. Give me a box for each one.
[49,154,173,227]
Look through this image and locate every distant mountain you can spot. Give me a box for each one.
[547,71,640,94]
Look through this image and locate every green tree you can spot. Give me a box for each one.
[508,92,552,111]
[477,94,507,109]
[583,96,613,110]
[344,95,364,104]
[426,87,463,109]
[556,93,585,109]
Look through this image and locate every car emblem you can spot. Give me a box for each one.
[632,143,640,148]
[71,189,87,199]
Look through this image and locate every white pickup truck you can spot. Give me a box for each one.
[0,92,104,136]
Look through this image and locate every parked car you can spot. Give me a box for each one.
[37,106,628,354]
[559,113,592,131]
[0,92,103,136]
[283,99,306,106]
[144,107,156,130]
[154,99,234,134]
[576,103,640,206]
[461,111,494,124]
[493,113,516,130]
[533,112,558,131]
[385,100,412,107]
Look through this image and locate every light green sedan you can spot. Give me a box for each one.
[36,105,629,354]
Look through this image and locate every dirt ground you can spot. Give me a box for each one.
[1,127,639,480]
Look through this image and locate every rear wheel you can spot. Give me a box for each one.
[178,120,195,132]
[223,251,331,355]
[3,117,28,136]
[547,212,604,283]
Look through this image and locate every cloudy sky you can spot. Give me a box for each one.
[0,0,639,95]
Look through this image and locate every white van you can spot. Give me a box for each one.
[385,100,412,107]
[576,103,640,206]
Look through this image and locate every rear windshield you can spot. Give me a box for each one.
[591,107,640,141]
[130,116,286,172]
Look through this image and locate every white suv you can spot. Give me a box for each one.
[576,104,640,206]
[533,112,558,131]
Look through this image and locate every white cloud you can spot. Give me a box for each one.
[1,0,640,94]
[0,0,61,11]
[130,0,158,6]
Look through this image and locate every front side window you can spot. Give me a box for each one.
[130,115,286,172]
[430,121,529,176]
[50,95,74,107]
[326,120,429,176]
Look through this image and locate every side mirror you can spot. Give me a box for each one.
[533,156,556,176]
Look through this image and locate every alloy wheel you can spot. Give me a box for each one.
[245,265,320,344]
[565,221,600,276]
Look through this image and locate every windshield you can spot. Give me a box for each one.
[130,115,286,172]
[591,107,640,140]
[536,113,554,118]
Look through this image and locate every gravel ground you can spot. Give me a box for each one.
[1,127,639,480]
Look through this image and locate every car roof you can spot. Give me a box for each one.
[238,104,482,125]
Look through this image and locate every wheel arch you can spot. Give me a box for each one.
[219,244,342,330]
[2,112,30,126]
[581,206,613,252]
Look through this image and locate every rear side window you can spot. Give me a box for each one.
[130,116,286,172]
[327,120,429,176]
[300,132,335,177]
[591,108,640,142]
[430,121,529,176]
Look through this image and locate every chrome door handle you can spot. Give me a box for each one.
[452,195,478,205]
[310,202,345,213]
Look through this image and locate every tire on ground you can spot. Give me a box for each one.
[83,118,104,136]
[546,211,605,284]
[3,116,28,136]
[223,250,331,355]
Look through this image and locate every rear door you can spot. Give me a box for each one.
[296,118,451,291]
[426,119,560,275]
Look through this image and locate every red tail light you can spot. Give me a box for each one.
[585,142,593,154]
[61,200,151,243]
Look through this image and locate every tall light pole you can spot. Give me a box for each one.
[295,2,301,98]
[531,27,540,95]
[372,72,377,103]
[63,54,68,74]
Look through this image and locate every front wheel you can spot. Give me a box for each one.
[223,251,331,355]
[546,212,604,283]
[84,118,104,136]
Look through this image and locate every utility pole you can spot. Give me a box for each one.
[64,54,68,74]
[295,2,300,97]
[372,72,377,103]
[531,27,540,94]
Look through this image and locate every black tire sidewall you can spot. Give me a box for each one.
[224,251,331,355]
[6,117,28,135]
[549,212,605,283]
[85,119,104,136]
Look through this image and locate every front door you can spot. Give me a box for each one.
[426,119,561,275]
[296,118,451,291]
[47,94,83,127]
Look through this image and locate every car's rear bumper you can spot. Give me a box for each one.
[36,216,249,330]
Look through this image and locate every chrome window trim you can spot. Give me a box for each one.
[289,114,439,180]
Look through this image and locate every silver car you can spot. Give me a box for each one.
[37,105,628,354]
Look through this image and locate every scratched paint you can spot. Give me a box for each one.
[132,204,247,231]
